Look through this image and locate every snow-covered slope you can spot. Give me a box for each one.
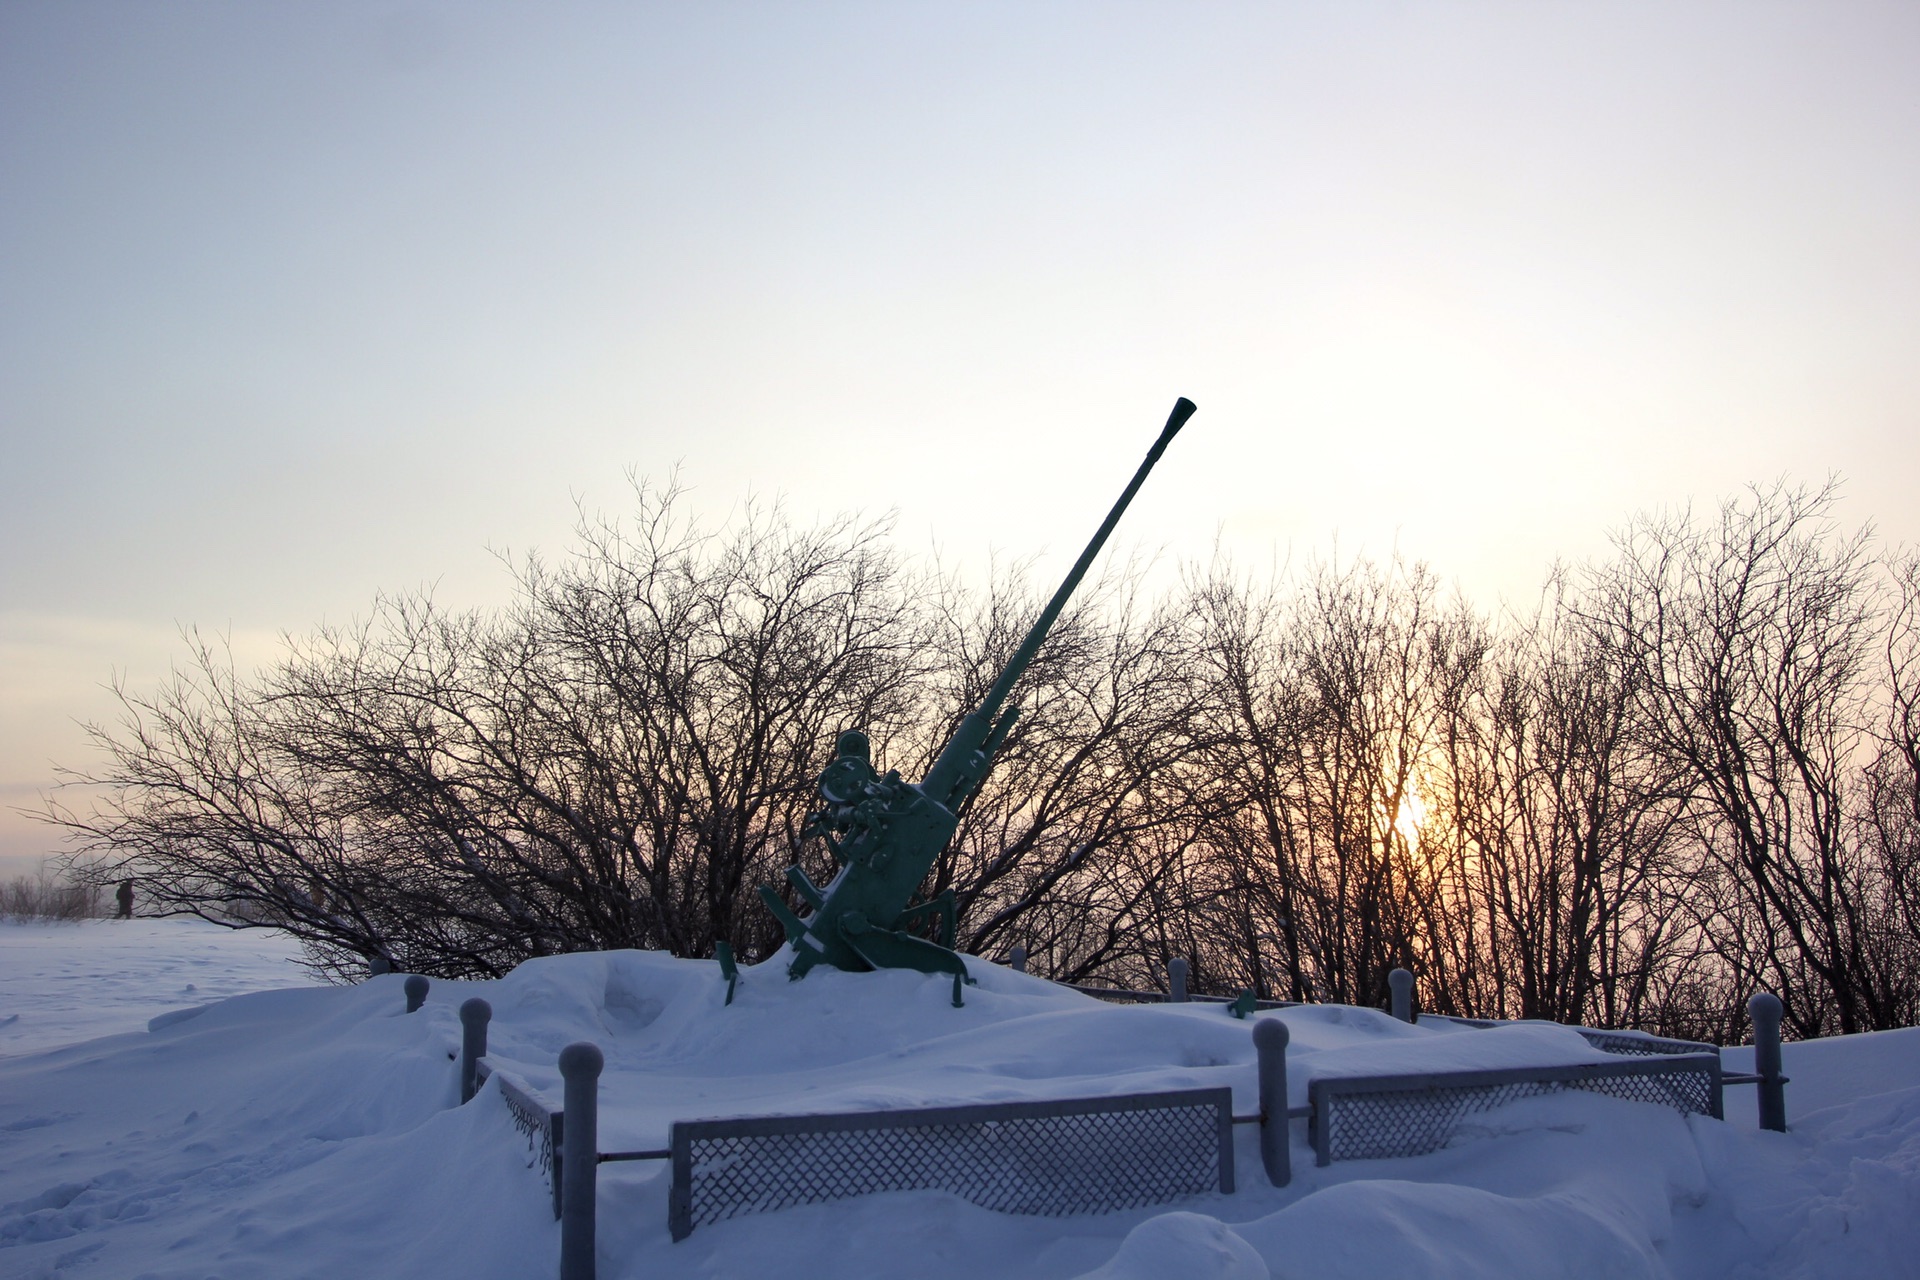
[1,921,1915,1279]
[0,919,308,1059]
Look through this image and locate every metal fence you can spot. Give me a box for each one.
[1416,1011,1717,1060]
[667,1087,1235,1241]
[1067,983,1296,1012]
[443,971,1786,1280]
[1054,955,1297,1013]
[476,1057,568,1221]
[1307,1052,1724,1166]
[1573,1028,1719,1058]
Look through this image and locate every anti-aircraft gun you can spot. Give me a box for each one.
[756,398,1197,1002]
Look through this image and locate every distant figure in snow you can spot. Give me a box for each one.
[115,879,134,919]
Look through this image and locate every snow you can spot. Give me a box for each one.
[1722,1027,1920,1125]
[0,919,309,1059]
[1,921,1916,1279]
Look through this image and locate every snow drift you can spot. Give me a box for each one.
[1,920,1916,1279]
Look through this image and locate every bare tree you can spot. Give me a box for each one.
[1182,556,1477,1008]
[516,480,931,961]
[1850,549,1920,1025]
[47,482,1209,984]
[1579,481,1899,1034]
[46,470,1920,1035]
[1432,589,1694,1029]
[49,483,931,977]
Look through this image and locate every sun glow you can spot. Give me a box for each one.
[1391,791,1427,846]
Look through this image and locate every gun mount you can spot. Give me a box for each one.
[757,397,1197,1002]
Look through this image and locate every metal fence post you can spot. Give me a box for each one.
[1009,944,1028,974]
[1253,1018,1291,1186]
[1389,968,1414,1023]
[559,1042,603,1280]
[1168,957,1189,1003]
[459,998,491,1104]
[1749,991,1788,1132]
[404,975,429,1013]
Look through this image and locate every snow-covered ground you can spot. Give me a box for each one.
[0,919,310,1059]
[1,920,1915,1279]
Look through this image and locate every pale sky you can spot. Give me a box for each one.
[4,2,1918,871]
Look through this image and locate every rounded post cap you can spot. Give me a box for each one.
[1389,967,1413,990]
[404,975,429,997]
[459,997,492,1025]
[1748,991,1784,1023]
[1252,1017,1290,1050]
[559,1040,605,1079]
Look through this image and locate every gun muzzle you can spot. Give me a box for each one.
[1150,397,1197,460]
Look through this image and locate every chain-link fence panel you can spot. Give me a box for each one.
[1574,1028,1718,1058]
[1308,1053,1723,1166]
[481,1061,566,1219]
[668,1087,1235,1240]
[1422,1013,1720,1060]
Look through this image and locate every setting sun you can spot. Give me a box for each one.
[1392,791,1427,846]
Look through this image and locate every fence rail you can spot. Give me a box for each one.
[1066,983,1297,1012]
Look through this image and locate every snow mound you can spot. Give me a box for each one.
[3,935,1918,1279]
[1077,1211,1267,1280]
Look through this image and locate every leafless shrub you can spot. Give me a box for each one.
[38,472,1920,1038]
[1,870,105,922]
